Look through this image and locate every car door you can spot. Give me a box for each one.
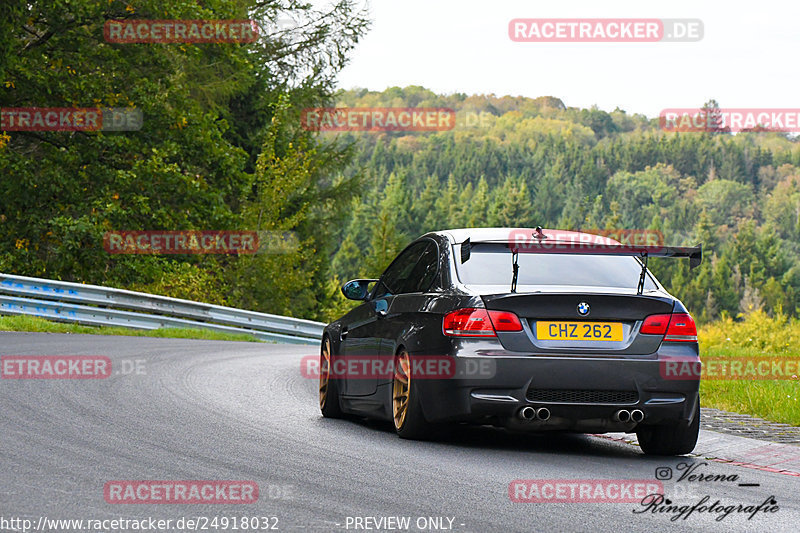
[340,241,429,397]
[376,240,441,359]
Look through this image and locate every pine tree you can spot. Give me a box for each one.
[465,176,491,227]
[488,176,534,227]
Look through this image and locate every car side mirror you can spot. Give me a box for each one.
[341,279,378,301]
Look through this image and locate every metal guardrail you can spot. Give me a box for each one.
[0,273,325,345]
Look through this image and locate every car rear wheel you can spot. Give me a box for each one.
[636,399,700,456]
[319,337,343,418]
[392,349,435,439]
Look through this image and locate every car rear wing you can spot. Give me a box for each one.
[459,235,702,295]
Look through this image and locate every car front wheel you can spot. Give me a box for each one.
[319,337,343,418]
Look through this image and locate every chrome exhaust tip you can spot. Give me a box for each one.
[518,406,536,420]
[631,409,645,423]
[613,409,631,423]
[536,407,551,421]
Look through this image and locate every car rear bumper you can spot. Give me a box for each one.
[412,350,700,432]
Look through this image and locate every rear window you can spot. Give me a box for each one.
[455,244,658,290]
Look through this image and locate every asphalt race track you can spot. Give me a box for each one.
[1,332,798,532]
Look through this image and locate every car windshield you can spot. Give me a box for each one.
[455,244,657,290]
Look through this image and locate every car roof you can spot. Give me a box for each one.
[432,227,622,246]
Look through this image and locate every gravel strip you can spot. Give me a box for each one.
[700,408,800,445]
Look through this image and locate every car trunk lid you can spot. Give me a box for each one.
[481,292,675,355]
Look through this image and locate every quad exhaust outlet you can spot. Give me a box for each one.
[517,407,643,424]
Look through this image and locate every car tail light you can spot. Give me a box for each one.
[641,314,670,335]
[443,308,523,337]
[488,310,523,332]
[443,309,494,337]
[664,313,697,342]
[641,312,697,342]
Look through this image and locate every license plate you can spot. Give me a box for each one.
[536,321,623,341]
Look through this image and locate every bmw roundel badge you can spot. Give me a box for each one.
[577,302,590,316]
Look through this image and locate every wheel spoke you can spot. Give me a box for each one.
[319,340,331,408]
[392,351,412,429]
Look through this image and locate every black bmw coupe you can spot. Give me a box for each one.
[320,227,703,456]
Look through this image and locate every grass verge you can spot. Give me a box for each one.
[0,315,260,342]
[699,311,800,426]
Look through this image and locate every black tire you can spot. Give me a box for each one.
[636,399,700,456]
[319,336,344,418]
[391,349,436,440]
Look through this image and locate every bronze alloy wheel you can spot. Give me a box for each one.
[319,338,331,409]
[392,350,411,429]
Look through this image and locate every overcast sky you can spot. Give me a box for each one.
[318,0,798,118]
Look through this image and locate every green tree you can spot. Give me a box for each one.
[488,176,534,227]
